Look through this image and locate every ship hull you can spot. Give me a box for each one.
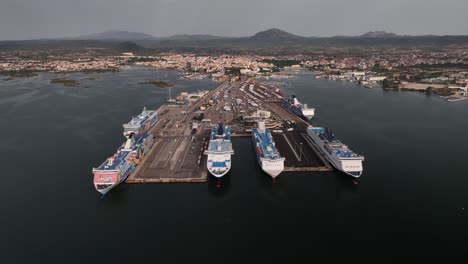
[306,129,363,178]
[258,159,284,179]
[207,164,231,178]
[321,152,362,178]
[92,134,154,194]
[252,131,285,179]
[207,155,232,178]
[93,164,135,194]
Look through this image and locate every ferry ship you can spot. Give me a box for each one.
[92,133,154,194]
[307,127,364,178]
[252,121,285,178]
[282,95,315,120]
[274,87,285,97]
[123,107,158,137]
[205,124,234,178]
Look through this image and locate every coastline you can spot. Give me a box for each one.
[314,70,468,102]
[0,68,120,80]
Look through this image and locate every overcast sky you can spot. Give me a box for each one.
[0,0,467,40]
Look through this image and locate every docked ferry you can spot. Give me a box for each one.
[307,127,364,178]
[123,107,158,137]
[205,124,234,178]
[274,88,285,97]
[252,121,285,178]
[282,95,315,120]
[92,133,154,194]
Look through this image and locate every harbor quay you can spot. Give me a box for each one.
[126,78,332,184]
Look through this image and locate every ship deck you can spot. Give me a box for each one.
[206,139,231,153]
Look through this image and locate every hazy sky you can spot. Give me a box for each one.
[1,0,467,40]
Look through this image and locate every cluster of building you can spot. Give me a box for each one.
[309,49,468,99]
[133,54,275,77]
[2,48,468,101]
[316,69,468,95]
[0,57,121,73]
[303,50,468,70]
[315,71,387,87]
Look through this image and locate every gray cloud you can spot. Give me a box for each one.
[0,0,467,40]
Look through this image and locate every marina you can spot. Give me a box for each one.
[120,78,339,186]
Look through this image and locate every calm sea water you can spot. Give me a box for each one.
[1,68,467,261]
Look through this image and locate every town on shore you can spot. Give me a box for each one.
[1,47,467,101]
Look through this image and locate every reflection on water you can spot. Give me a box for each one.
[2,68,468,260]
[207,173,231,197]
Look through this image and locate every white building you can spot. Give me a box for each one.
[352,71,366,76]
[240,69,252,75]
[252,110,271,118]
[367,76,387,83]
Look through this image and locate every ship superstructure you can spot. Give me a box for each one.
[93,107,158,194]
[205,124,234,178]
[123,107,158,137]
[282,95,315,120]
[252,121,285,178]
[307,127,364,178]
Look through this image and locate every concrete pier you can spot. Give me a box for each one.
[126,134,208,183]
[127,78,332,184]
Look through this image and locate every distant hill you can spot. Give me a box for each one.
[75,30,156,40]
[0,39,153,56]
[361,30,399,38]
[250,28,304,41]
[73,31,230,42]
[2,29,468,54]
[163,34,227,41]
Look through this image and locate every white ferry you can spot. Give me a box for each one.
[205,124,234,177]
[307,127,364,177]
[252,121,285,178]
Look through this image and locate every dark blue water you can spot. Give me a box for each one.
[1,69,467,261]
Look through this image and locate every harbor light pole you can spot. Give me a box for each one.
[300,142,302,161]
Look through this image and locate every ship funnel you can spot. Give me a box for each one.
[142,107,148,115]
[257,121,266,131]
[293,97,300,105]
[124,137,135,149]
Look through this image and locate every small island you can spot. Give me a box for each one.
[83,77,99,81]
[1,71,38,79]
[50,78,80,87]
[139,80,175,88]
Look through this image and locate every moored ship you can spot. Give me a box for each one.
[282,95,315,120]
[205,124,234,178]
[93,107,158,194]
[92,133,154,194]
[274,87,285,97]
[307,127,364,178]
[252,121,285,178]
[123,107,158,137]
